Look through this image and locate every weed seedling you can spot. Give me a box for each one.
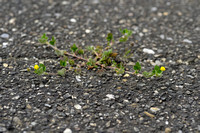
[33,30,165,78]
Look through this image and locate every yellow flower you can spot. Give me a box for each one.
[160,66,166,71]
[34,65,39,70]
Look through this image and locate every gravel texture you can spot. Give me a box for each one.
[0,0,200,132]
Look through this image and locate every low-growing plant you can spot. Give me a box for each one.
[32,29,165,77]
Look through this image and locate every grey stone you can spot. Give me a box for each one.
[0,33,9,39]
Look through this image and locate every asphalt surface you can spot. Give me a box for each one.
[0,0,200,133]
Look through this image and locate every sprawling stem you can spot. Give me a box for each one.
[44,42,142,76]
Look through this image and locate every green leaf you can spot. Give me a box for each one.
[39,64,46,71]
[125,50,131,56]
[38,33,48,44]
[68,59,75,66]
[154,65,160,72]
[87,46,95,51]
[71,44,78,53]
[111,60,117,67]
[157,70,162,74]
[77,49,84,55]
[119,29,132,42]
[120,29,125,34]
[60,60,67,67]
[87,58,97,68]
[119,36,128,42]
[152,70,156,75]
[123,50,132,59]
[127,30,132,36]
[115,68,125,74]
[155,72,162,77]
[74,67,81,74]
[143,71,151,78]
[100,49,112,61]
[106,33,113,42]
[133,62,141,71]
[60,56,68,67]
[49,36,56,45]
[55,50,65,56]
[34,63,46,75]
[57,68,66,76]
[120,29,132,36]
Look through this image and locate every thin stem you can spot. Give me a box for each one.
[44,42,142,76]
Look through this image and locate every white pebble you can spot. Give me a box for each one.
[1,33,9,39]
[150,107,160,113]
[75,75,81,82]
[2,42,9,48]
[143,48,155,54]
[9,18,16,24]
[85,29,91,33]
[3,63,8,68]
[151,7,157,12]
[106,94,115,100]
[142,28,148,33]
[62,1,69,5]
[160,34,165,39]
[63,128,72,133]
[70,18,77,23]
[166,37,173,41]
[183,39,192,44]
[74,104,82,110]
[139,32,144,37]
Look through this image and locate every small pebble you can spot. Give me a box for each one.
[62,1,69,5]
[124,74,130,77]
[106,94,115,100]
[106,121,111,127]
[134,127,139,132]
[70,18,77,23]
[165,127,171,133]
[74,104,82,110]
[151,7,157,12]
[142,28,148,33]
[0,126,6,132]
[139,32,144,37]
[160,34,165,39]
[163,12,169,16]
[75,76,81,82]
[26,104,32,109]
[2,42,9,48]
[12,95,20,100]
[3,63,8,68]
[186,75,194,79]
[85,29,91,33]
[31,122,37,126]
[39,83,44,88]
[13,117,22,126]
[166,37,173,41]
[178,130,183,133]
[9,18,16,24]
[183,39,192,44]
[90,123,96,127]
[197,125,200,131]
[143,48,155,54]
[150,107,160,113]
[44,104,52,108]
[1,33,9,39]
[63,128,72,133]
